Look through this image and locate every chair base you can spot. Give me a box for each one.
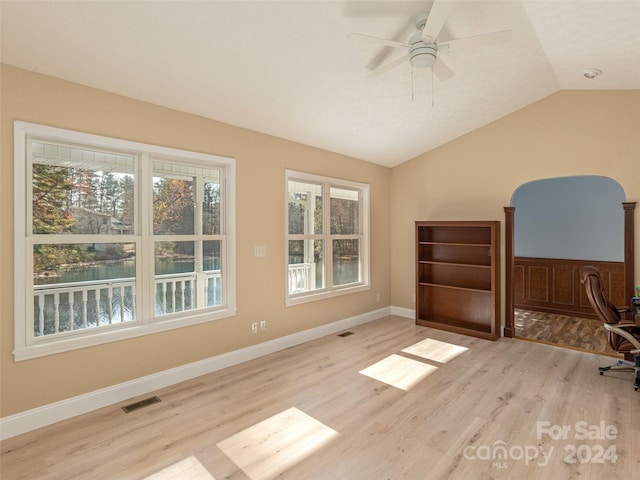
[598,355,640,391]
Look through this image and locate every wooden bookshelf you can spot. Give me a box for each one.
[415,221,500,340]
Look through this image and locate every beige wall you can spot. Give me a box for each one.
[2,66,638,420]
[0,65,392,416]
[390,90,640,321]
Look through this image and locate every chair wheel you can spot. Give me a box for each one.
[599,372,604,376]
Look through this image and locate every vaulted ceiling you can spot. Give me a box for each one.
[2,1,639,167]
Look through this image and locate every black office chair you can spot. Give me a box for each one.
[580,266,640,391]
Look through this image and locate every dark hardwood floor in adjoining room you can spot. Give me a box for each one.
[514,308,618,357]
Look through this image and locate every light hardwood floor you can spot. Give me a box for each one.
[2,316,639,479]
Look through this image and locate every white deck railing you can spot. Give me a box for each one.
[33,270,222,337]
[35,265,309,338]
[154,271,222,314]
[288,263,312,294]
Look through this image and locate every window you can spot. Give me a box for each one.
[14,122,236,360]
[286,170,369,305]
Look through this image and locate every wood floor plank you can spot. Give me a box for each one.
[514,308,617,356]
[2,316,638,479]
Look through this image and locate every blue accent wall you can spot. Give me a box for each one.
[512,176,625,261]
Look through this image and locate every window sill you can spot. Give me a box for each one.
[13,307,237,361]
[285,284,370,307]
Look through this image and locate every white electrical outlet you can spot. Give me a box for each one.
[376,293,380,303]
[253,246,266,257]
[260,320,266,331]
[251,322,258,334]
[411,293,416,303]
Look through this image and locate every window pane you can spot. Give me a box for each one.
[33,243,136,337]
[153,162,223,236]
[155,241,195,315]
[203,180,221,235]
[153,175,195,235]
[204,240,223,307]
[31,141,135,235]
[330,187,359,235]
[333,239,360,286]
[155,240,223,314]
[288,181,322,234]
[288,239,324,293]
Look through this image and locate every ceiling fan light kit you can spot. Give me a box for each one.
[409,33,436,68]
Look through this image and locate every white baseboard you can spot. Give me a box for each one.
[0,306,391,440]
[390,306,415,319]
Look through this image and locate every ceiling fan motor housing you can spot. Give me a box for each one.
[409,32,437,68]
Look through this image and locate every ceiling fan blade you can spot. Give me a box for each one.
[364,18,417,71]
[365,46,400,72]
[368,54,410,78]
[348,33,410,49]
[432,58,454,82]
[438,30,512,52]
[421,0,456,43]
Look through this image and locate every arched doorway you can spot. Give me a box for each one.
[504,176,635,346]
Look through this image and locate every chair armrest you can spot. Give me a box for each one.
[603,323,640,351]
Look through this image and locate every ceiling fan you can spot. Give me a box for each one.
[350,0,512,81]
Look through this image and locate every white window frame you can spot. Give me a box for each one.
[285,170,370,306]
[13,121,236,361]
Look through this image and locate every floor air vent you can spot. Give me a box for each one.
[122,396,161,413]
[337,331,354,337]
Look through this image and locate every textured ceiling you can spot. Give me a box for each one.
[1,1,639,167]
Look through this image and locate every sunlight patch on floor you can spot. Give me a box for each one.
[144,455,215,480]
[217,407,339,480]
[401,338,469,364]
[359,353,438,391]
